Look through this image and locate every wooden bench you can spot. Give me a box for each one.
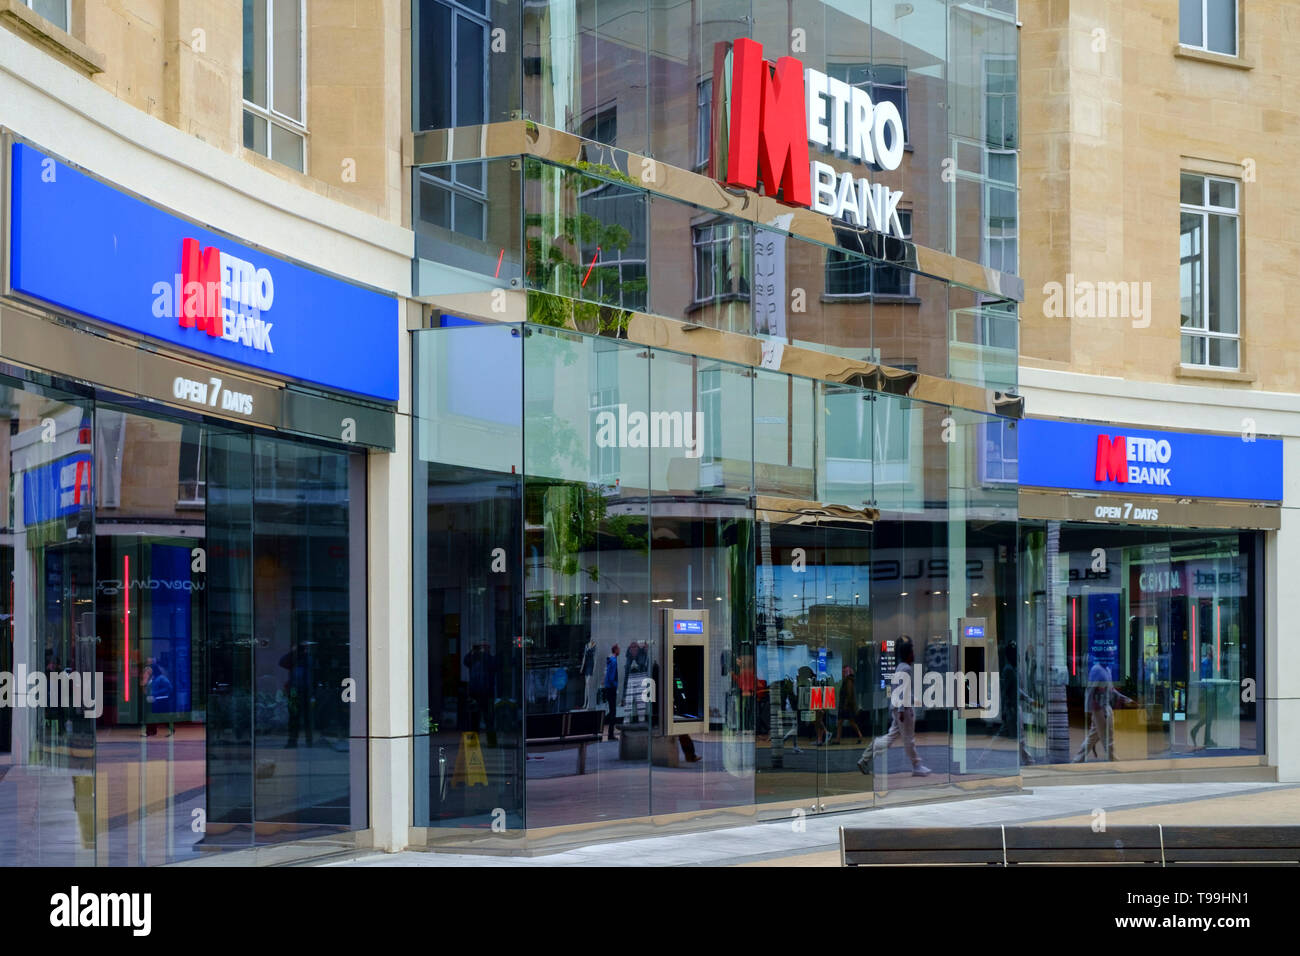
[1162,825,1300,864]
[525,709,605,775]
[841,825,1300,866]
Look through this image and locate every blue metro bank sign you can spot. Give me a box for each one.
[8,143,397,401]
[1019,418,1282,502]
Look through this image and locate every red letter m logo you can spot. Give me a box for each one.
[180,237,223,337]
[1095,435,1128,483]
[711,38,811,208]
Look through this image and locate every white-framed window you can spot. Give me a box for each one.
[21,0,68,31]
[984,56,1017,151]
[696,78,713,171]
[581,246,648,312]
[1180,0,1238,57]
[692,221,750,304]
[873,393,916,486]
[699,366,722,466]
[576,182,648,312]
[985,150,1018,275]
[1180,173,1240,369]
[980,419,1018,485]
[243,0,306,172]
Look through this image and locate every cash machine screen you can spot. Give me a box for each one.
[672,645,705,723]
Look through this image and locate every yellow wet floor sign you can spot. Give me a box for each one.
[452,732,488,787]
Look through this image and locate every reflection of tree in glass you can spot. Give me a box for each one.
[529,479,647,628]
[524,158,645,336]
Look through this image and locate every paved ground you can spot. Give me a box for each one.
[331,780,1300,868]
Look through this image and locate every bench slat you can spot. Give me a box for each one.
[842,824,1300,866]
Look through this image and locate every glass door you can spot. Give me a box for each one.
[754,501,874,810]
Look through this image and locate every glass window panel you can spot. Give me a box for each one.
[988,152,1017,185]
[243,0,268,108]
[1209,179,1236,209]
[1207,0,1237,55]
[1207,213,1238,334]
[420,175,451,229]
[1182,333,1206,365]
[454,193,486,239]
[417,1,453,129]
[455,15,486,125]
[1209,336,1238,369]
[455,160,484,190]
[243,110,268,155]
[270,124,304,172]
[271,0,301,121]
[32,0,67,30]
[1179,0,1203,46]
[1180,212,1204,329]
[1180,173,1204,205]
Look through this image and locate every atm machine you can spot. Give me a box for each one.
[661,609,709,738]
[958,617,994,719]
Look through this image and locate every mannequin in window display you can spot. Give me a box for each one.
[580,640,597,709]
[602,644,620,741]
[624,642,650,723]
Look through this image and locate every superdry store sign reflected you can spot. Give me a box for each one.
[710,39,906,236]
[8,143,398,401]
[1019,418,1283,502]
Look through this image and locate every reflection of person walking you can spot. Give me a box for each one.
[1189,643,1218,749]
[857,637,931,777]
[1073,658,1132,762]
[835,666,864,743]
[603,644,620,741]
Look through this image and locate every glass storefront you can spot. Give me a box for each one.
[0,371,368,865]
[412,0,1022,394]
[1019,522,1262,765]
[414,0,1019,267]
[412,321,1019,831]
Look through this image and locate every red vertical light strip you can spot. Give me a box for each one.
[1215,603,1221,673]
[1070,597,1077,676]
[123,553,130,703]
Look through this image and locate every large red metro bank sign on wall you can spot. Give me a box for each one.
[710,38,907,237]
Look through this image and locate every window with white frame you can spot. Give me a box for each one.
[984,56,1017,151]
[21,0,68,31]
[980,419,1018,484]
[243,0,306,172]
[985,151,1018,275]
[692,221,750,304]
[873,394,915,485]
[1180,173,1240,369]
[696,79,713,171]
[699,367,722,465]
[1180,0,1238,57]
